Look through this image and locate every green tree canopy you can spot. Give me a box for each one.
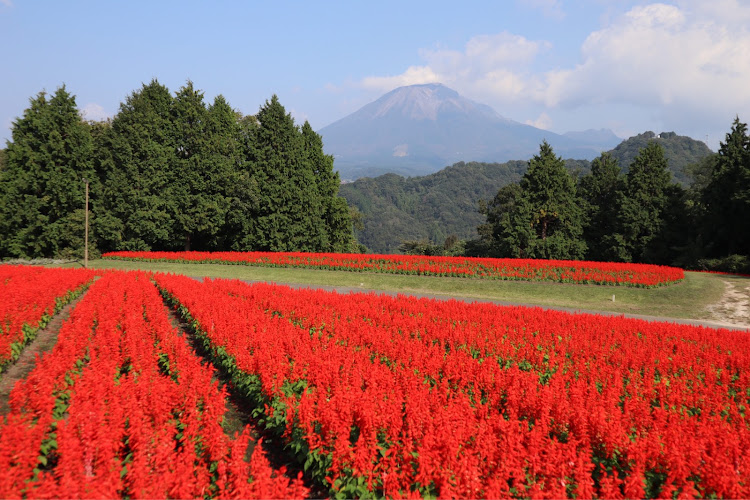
[520,141,586,259]
[476,142,586,260]
[0,86,94,258]
[613,141,672,263]
[169,82,233,251]
[99,79,176,251]
[701,117,750,257]
[578,152,623,261]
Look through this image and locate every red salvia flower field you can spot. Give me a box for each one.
[0,268,307,499]
[154,273,750,498]
[0,265,96,371]
[1,264,747,498]
[101,250,685,287]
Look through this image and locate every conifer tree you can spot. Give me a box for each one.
[300,121,354,252]
[169,82,231,250]
[99,79,176,251]
[477,183,534,258]
[702,117,750,257]
[520,141,586,259]
[249,96,319,251]
[0,86,94,258]
[579,152,623,261]
[221,112,260,251]
[614,141,672,263]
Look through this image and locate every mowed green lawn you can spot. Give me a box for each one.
[49,259,737,322]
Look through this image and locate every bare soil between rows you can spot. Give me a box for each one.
[0,291,89,416]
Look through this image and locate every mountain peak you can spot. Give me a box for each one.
[369,83,501,122]
[319,84,623,180]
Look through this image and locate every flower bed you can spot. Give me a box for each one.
[102,251,685,287]
[0,270,308,499]
[155,274,749,498]
[0,265,97,371]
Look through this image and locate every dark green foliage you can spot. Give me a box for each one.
[2,82,354,257]
[612,142,673,263]
[609,131,713,185]
[695,254,750,275]
[477,183,533,257]
[0,86,94,258]
[579,153,624,261]
[301,121,353,252]
[519,141,586,259]
[169,82,234,251]
[98,79,177,251]
[701,117,750,258]
[476,143,587,260]
[247,96,353,252]
[340,161,529,253]
[399,235,465,257]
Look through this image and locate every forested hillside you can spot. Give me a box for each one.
[609,131,712,185]
[340,159,590,253]
[342,131,713,255]
[475,121,750,272]
[0,82,355,259]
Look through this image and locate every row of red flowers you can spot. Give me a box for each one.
[0,265,97,371]
[102,250,685,287]
[155,273,749,498]
[0,268,308,499]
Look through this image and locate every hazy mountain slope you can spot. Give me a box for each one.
[609,131,713,185]
[340,159,591,253]
[321,83,617,180]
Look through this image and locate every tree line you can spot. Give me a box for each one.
[471,119,750,272]
[0,81,355,258]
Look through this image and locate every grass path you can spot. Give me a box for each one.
[48,259,745,326]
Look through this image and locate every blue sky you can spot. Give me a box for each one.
[2,0,749,151]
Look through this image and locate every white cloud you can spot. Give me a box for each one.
[360,66,441,93]
[358,2,750,136]
[543,3,750,129]
[289,108,310,125]
[79,103,111,122]
[525,112,553,130]
[360,32,549,104]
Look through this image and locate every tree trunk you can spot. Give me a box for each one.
[185,233,191,252]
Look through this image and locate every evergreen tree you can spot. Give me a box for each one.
[299,121,331,250]
[100,79,176,251]
[520,141,586,259]
[221,112,260,251]
[249,96,318,251]
[701,117,750,257]
[0,86,94,258]
[169,82,231,251]
[300,121,354,252]
[614,141,672,263]
[579,152,623,261]
[477,183,534,258]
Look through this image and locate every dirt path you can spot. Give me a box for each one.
[704,278,750,330]
[0,291,89,416]
[161,298,327,498]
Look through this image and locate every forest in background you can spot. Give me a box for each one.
[0,82,747,273]
[0,81,355,259]
[391,125,749,273]
[340,131,713,254]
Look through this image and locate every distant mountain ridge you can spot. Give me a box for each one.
[320,83,621,180]
[608,131,713,185]
[340,131,713,253]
